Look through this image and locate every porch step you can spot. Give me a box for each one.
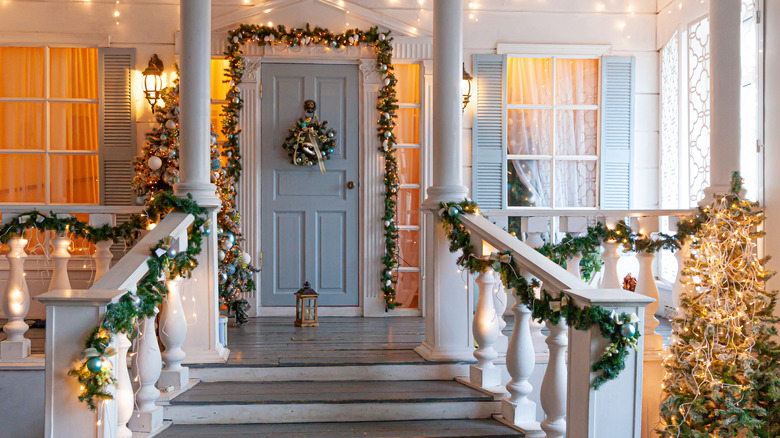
[155,419,520,437]
[165,380,502,424]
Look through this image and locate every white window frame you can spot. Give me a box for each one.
[0,45,100,205]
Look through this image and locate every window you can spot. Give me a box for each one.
[393,63,422,309]
[0,47,99,204]
[506,57,599,208]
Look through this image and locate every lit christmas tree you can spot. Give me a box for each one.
[132,74,253,325]
[659,173,780,437]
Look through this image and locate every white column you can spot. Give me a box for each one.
[470,268,501,388]
[1,237,31,360]
[159,276,189,389]
[635,252,662,351]
[501,301,540,433]
[704,0,741,198]
[175,0,226,363]
[129,315,163,433]
[92,241,114,284]
[599,241,622,289]
[672,240,692,309]
[115,333,133,438]
[492,271,508,355]
[48,233,72,292]
[417,0,472,361]
[540,318,568,438]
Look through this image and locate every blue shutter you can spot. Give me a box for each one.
[472,54,506,210]
[600,56,636,209]
[99,47,136,206]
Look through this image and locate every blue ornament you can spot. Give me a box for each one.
[327,148,334,154]
[211,159,221,171]
[226,264,237,275]
[447,206,460,217]
[225,232,235,245]
[203,227,211,236]
[167,247,177,258]
[301,122,308,128]
[384,131,392,138]
[86,356,104,373]
[160,133,168,141]
[620,323,636,337]
[327,131,335,138]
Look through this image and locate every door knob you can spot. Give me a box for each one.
[346,181,356,190]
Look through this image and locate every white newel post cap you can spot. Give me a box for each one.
[563,288,654,438]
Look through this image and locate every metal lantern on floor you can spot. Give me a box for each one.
[294,281,319,327]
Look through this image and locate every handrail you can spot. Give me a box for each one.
[0,205,145,215]
[458,212,589,294]
[483,208,695,218]
[92,212,193,291]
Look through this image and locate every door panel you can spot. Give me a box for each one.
[261,63,359,306]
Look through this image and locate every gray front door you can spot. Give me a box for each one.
[261,63,359,307]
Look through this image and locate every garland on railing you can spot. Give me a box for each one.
[0,192,210,410]
[222,24,401,309]
[438,199,704,388]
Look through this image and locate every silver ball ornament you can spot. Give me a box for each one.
[147,156,163,170]
[620,323,636,337]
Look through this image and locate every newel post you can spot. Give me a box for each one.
[563,288,654,438]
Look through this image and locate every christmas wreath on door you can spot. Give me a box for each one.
[282,99,336,174]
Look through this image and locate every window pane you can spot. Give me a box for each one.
[70,213,96,256]
[393,64,420,104]
[0,102,45,150]
[50,154,99,204]
[507,58,552,105]
[555,58,599,105]
[508,109,552,155]
[0,154,45,202]
[396,188,420,226]
[396,271,419,309]
[50,48,98,99]
[395,108,419,144]
[508,159,550,207]
[0,47,44,98]
[211,104,226,141]
[50,103,99,151]
[554,160,597,208]
[211,59,231,101]
[398,230,420,268]
[555,110,598,155]
[396,147,420,185]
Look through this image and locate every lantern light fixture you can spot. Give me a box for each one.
[294,281,319,327]
[142,54,164,112]
[462,63,473,111]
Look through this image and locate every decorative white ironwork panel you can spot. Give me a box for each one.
[660,32,679,210]
[687,17,710,206]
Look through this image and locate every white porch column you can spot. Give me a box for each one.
[704,0,741,199]
[416,0,473,361]
[175,0,226,363]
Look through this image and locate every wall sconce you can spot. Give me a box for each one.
[462,63,473,111]
[142,54,164,112]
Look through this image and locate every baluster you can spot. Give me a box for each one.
[90,214,115,283]
[48,232,72,291]
[129,313,163,433]
[522,216,549,249]
[598,240,621,289]
[1,237,31,360]
[559,216,588,280]
[492,271,508,355]
[501,299,540,432]
[159,275,190,389]
[116,332,133,438]
[540,316,568,438]
[521,222,548,354]
[632,217,663,352]
[673,240,692,309]
[470,267,501,388]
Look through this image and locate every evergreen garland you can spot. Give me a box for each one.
[223,23,401,309]
[132,74,255,326]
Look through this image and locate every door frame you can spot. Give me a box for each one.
[226,40,432,317]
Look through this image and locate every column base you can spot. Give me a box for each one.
[469,364,502,388]
[129,407,163,434]
[183,344,229,364]
[494,413,544,437]
[421,185,470,208]
[414,341,474,362]
[1,338,30,361]
[159,367,190,390]
[644,333,664,352]
[173,182,222,208]
[643,351,664,438]
[500,399,541,433]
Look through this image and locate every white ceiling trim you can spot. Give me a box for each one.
[211,0,431,37]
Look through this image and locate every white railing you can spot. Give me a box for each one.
[35,212,193,438]
[458,213,654,438]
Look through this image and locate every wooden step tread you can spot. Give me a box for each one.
[155,419,521,437]
[169,380,494,406]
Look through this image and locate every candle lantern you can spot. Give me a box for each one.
[294,281,319,327]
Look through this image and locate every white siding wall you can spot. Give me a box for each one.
[0,0,660,207]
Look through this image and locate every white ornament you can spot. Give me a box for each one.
[241,251,251,265]
[165,120,176,130]
[147,156,163,170]
[379,34,386,41]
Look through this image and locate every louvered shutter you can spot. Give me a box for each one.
[98,47,136,206]
[600,56,636,209]
[471,54,506,210]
